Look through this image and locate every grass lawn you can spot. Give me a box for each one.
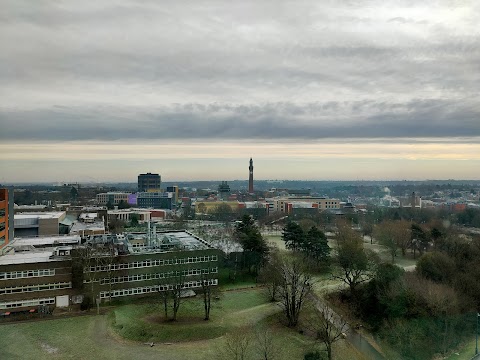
[111,289,271,342]
[363,240,417,270]
[264,234,286,250]
[0,288,367,360]
[445,337,478,360]
[217,268,259,291]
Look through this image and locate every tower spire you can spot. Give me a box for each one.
[248,158,254,193]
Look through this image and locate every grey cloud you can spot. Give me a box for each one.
[1,100,479,141]
[1,0,479,141]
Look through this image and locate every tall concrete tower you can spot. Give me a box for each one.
[248,158,254,193]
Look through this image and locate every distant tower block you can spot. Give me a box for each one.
[248,158,254,193]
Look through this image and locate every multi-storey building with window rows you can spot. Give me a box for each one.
[0,231,219,314]
[0,245,75,312]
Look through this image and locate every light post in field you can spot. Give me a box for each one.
[476,312,479,356]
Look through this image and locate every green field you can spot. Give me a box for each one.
[111,289,272,342]
[264,234,286,250]
[0,288,364,360]
[445,337,479,360]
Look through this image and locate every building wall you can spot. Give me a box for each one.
[137,192,174,210]
[38,218,60,236]
[195,201,240,212]
[166,186,179,201]
[0,189,10,248]
[138,173,161,192]
[0,233,218,311]
[274,198,340,213]
[150,210,167,220]
[0,260,73,311]
[137,197,173,209]
[0,248,219,311]
[80,248,220,302]
[107,210,151,223]
[96,193,129,205]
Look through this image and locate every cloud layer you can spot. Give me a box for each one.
[1,1,480,182]
[1,99,479,141]
[1,0,479,142]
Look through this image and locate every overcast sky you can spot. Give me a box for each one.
[1,0,479,183]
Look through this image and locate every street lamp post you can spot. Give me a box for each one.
[476,312,479,355]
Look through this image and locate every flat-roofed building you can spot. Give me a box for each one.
[273,197,340,213]
[14,212,68,238]
[69,222,106,237]
[88,231,219,302]
[137,192,176,210]
[96,192,130,205]
[0,230,218,313]
[10,235,81,249]
[0,245,74,312]
[107,209,151,223]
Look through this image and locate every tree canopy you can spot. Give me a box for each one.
[235,214,269,275]
[282,222,330,264]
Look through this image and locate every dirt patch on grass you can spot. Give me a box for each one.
[41,343,58,354]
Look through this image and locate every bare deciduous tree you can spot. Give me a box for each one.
[374,221,398,263]
[157,269,186,322]
[258,245,283,302]
[277,255,313,327]
[160,287,169,320]
[170,271,185,321]
[218,330,252,360]
[102,243,118,302]
[405,273,459,355]
[73,244,110,305]
[200,260,219,321]
[254,326,278,360]
[306,300,349,360]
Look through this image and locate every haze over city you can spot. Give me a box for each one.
[1,1,479,182]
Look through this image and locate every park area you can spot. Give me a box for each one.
[0,288,363,360]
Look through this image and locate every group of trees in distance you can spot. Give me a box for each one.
[282,222,330,266]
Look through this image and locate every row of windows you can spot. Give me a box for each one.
[99,279,218,299]
[98,267,218,285]
[0,282,71,295]
[88,255,218,272]
[0,269,55,281]
[0,297,55,310]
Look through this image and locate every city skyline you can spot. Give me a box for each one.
[1,1,479,182]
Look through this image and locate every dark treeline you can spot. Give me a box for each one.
[330,218,480,360]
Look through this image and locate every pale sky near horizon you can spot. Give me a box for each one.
[1,1,479,183]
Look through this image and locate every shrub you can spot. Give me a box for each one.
[304,350,326,360]
[80,295,92,311]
